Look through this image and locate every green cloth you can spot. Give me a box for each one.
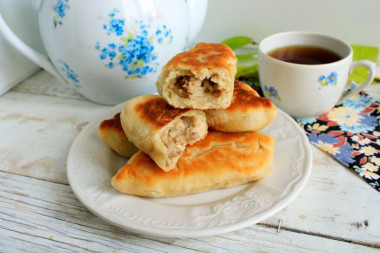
[350,45,379,84]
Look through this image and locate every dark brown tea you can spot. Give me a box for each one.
[268,45,342,65]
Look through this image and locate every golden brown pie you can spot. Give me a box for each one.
[120,94,208,172]
[156,42,237,110]
[111,130,275,197]
[97,113,138,157]
[205,81,277,132]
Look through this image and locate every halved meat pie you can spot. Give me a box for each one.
[156,42,237,110]
[120,95,208,172]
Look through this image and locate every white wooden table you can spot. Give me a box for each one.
[1,69,379,252]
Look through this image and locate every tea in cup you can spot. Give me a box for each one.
[258,31,376,118]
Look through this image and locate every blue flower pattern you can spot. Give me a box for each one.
[96,9,173,79]
[103,11,125,36]
[328,72,338,85]
[308,133,355,166]
[342,93,376,111]
[319,71,338,87]
[298,116,317,125]
[53,0,69,27]
[264,86,281,101]
[59,61,80,87]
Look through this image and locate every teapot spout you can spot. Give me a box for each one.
[186,0,208,42]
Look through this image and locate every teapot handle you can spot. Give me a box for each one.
[186,0,208,42]
[0,7,66,83]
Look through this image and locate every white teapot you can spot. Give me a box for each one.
[0,0,208,105]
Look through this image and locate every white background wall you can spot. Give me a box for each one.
[194,0,380,49]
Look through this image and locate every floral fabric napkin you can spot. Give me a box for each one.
[297,90,380,192]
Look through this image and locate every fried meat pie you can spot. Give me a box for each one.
[156,42,237,110]
[111,130,275,197]
[120,94,208,172]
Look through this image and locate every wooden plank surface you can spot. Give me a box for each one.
[0,90,109,183]
[1,70,380,252]
[0,171,378,253]
[12,70,85,101]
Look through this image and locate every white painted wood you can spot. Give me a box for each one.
[0,90,110,183]
[0,171,378,253]
[13,69,84,100]
[264,145,380,247]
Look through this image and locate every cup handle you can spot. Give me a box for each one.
[0,10,66,84]
[338,60,376,103]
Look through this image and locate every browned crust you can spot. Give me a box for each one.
[227,81,275,112]
[135,97,190,129]
[165,42,236,71]
[99,113,124,133]
[114,130,274,187]
[98,112,139,157]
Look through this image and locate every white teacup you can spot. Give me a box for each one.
[0,0,208,105]
[258,31,376,118]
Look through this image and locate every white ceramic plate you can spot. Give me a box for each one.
[67,102,312,238]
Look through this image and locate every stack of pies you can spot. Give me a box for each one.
[98,42,278,197]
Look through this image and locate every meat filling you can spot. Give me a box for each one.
[161,117,200,159]
[174,76,219,98]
